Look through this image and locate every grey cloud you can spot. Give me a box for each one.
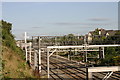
[32,27,43,28]
[81,23,111,26]
[55,22,80,25]
[53,22,111,26]
[88,17,110,21]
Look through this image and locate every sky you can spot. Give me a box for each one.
[2,2,118,40]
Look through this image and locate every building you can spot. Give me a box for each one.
[16,40,30,50]
[87,28,120,43]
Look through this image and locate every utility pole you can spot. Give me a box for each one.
[25,32,27,43]
[103,47,105,58]
[32,36,33,48]
[38,37,41,73]
[84,35,88,80]
[68,48,71,60]
[84,35,87,63]
[34,50,37,70]
[47,49,50,78]
[25,32,28,61]
[29,42,32,63]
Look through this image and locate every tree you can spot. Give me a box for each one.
[93,28,99,35]
[1,20,23,54]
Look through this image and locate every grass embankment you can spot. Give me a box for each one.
[2,46,35,78]
[1,20,36,78]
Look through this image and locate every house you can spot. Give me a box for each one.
[105,30,117,37]
[87,28,120,43]
[87,32,93,43]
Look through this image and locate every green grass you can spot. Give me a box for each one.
[2,46,35,78]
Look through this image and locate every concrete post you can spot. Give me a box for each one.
[25,46,28,61]
[24,32,27,43]
[84,35,88,62]
[86,67,93,80]
[85,45,87,62]
[38,37,41,73]
[47,49,50,78]
[86,67,88,80]
[99,47,103,59]
[88,72,93,80]
[32,36,33,48]
[68,48,71,60]
[25,32,27,62]
[29,42,32,63]
[75,48,77,55]
[68,54,70,60]
[34,52,37,70]
[39,49,41,73]
[103,47,105,58]
[84,44,87,63]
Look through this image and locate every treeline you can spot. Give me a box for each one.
[1,20,23,54]
[90,29,120,45]
[99,47,120,66]
[41,34,84,46]
[39,32,120,46]
[89,29,120,66]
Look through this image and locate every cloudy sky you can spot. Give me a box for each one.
[2,2,118,40]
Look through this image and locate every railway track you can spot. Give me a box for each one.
[49,55,103,80]
[41,53,85,79]
[50,54,120,80]
[30,49,120,79]
[41,53,105,79]
[28,48,119,80]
